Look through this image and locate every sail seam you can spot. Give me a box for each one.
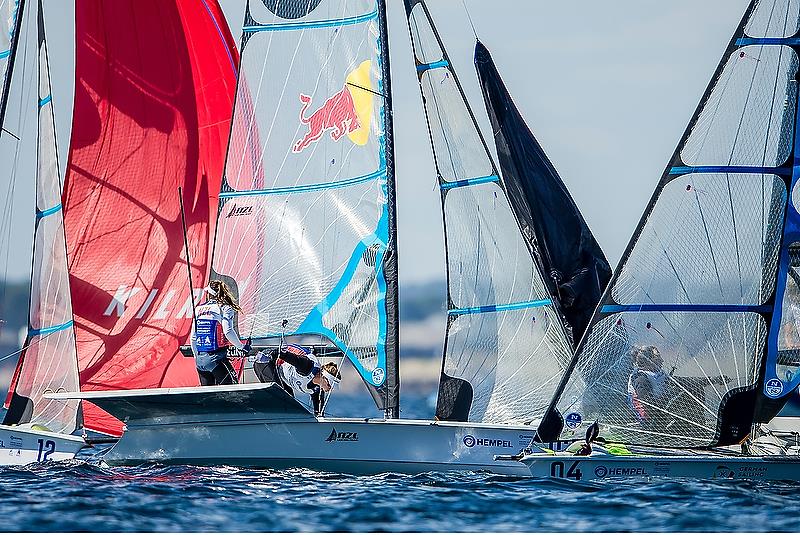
[0,49,9,59]
[601,304,771,313]
[448,298,552,316]
[35,203,62,219]
[220,168,386,198]
[243,10,378,33]
[29,320,73,337]
[38,94,50,108]
[669,165,792,175]
[439,174,499,190]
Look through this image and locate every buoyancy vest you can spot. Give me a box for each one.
[194,301,232,353]
[277,346,320,395]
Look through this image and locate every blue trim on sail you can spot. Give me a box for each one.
[0,49,9,59]
[243,9,378,33]
[35,203,62,219]
[29,320,73,337]
[601,303,771,314]
[38,95,51,108]
[449,298,553,316]
[439,174,500,190]
[219,168,386,198]
[736,37,800,46]
[417,60,449,72]
[669,165,792,176]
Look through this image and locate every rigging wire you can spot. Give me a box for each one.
[460,0,478,40]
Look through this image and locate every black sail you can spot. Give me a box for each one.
[475,41,611,344]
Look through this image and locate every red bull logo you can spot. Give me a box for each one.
[292,86,360,153]
[292,60,375,154]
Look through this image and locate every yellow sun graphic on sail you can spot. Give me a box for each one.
[345,60,375,146]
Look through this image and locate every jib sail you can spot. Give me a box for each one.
[2,0,80,434]
[474,41,612,344]
[211,0,400,414]
[537,0,800,448]
[404,1,573,424]
[62,0,238,435]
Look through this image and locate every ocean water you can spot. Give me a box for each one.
[0,393,798,532]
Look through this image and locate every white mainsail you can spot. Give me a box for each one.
[404,1,573,425]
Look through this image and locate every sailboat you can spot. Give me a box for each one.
[0,0,85,463]
[0,0,238,463]
[513,0,800,481]
[56,0,610,475]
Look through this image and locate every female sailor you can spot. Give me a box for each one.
[190,279,250,385]
[252,344,340,416]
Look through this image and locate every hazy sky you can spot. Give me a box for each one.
[1,0,751,285]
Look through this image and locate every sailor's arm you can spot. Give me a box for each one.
[221,306,245,349]
[278,349,316,376]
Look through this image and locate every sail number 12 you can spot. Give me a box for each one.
[36,439,56,462]
[550,460,583,480]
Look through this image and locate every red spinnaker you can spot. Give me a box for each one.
[62,0,238,436]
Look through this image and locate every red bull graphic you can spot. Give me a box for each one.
[293,86,361,153]
[292,60,375,154]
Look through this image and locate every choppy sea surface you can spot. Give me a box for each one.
[0,393,798,532]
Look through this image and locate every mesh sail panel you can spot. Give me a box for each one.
[406,1,572,425]
[0,0,19,104]
[557,312,764,447]
[612,173,785,306]
[4,4,79,434]
[543,1,800,448]
[214,0,394,393]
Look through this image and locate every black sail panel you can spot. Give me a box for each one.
[474,41,612,344]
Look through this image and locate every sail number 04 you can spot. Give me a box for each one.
[550,460,583,480]
[36,439,56,462]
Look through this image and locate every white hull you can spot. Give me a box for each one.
[521,452,800,482]
[0,424,86,465]
[50,384,554,475]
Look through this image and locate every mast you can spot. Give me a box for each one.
[0,0,24,129]
[377,0,400,418]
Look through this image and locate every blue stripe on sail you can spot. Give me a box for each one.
[0,49,9,59]
[449,298,553,316]
[417,60,449,72]
[439,174,500,190]
[669,165,792,176]
[38,95,51,108]
[601,304,771,314]
[29,320,73,337]
[36,203,62,219]
[219,168,386,198]
[243,9,378,33]
[736,37,800,46]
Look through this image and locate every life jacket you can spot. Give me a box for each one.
[194,301,231,353]
[276,345,320,395]
[627,370,667,421]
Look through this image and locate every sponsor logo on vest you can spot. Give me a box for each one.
[226,203,253,218]
[594,465,647,478]
[765,378,784,398]
[325,428,358,442]
[462,434,513,448]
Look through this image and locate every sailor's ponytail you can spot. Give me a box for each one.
[208,279,242,312]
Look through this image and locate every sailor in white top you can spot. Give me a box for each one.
[190,280,250,385]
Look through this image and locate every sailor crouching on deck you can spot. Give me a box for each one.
[190,279,250,386]
[252,344,341,416]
